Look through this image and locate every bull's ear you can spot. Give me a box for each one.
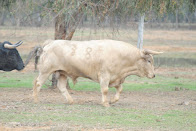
[143,49,163,55]
[140,50,148,59]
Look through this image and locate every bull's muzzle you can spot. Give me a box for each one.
[148,74,155,79]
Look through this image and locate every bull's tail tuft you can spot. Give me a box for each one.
[24,39,54,70]
[24,45,43,70]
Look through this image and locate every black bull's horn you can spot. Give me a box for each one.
[4,40,23,49]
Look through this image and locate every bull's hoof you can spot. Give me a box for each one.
[33,94,39,103]
[110,98,119,104]
[103,102,110,107]
[33,98,39,103]
[68,99,74,105]
[110,100,116,104]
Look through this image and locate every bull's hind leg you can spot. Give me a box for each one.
[99,75,110,107]
[33,73,50,103]
[110,84,123,104]
[57,74,73,104]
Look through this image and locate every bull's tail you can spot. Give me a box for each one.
[24,45,42,67]
[24,39,53,70]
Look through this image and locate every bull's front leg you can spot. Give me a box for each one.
[99,75,110,107]
[110,84,123,104]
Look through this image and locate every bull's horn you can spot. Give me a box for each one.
[143,49,163,55]
[4,40,23,49]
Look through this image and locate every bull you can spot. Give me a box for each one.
[33,40,162,107]
[0,41,24,71]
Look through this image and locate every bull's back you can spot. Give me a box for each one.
[51,39,136,60]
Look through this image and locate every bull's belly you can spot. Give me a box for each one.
[59,64,127,87]
[60,66,99,82]
[72,73,124,88]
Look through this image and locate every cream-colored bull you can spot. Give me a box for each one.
[33,40,162,107]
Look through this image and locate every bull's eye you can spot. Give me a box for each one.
[148,60,151,63]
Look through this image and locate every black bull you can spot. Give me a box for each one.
[0,41,24,71]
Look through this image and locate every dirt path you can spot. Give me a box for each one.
[0,87,196,130]
[1,88,195,112]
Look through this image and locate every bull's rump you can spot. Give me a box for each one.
[41,40,138,80]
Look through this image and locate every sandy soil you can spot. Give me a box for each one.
[1,88,195,111]
[0,88,196,110]
[0,86,196,130]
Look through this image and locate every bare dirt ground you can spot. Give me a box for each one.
[0,86,196,130]
[1,88,196,111]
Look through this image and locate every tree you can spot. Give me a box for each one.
[0,0,16,25]
[134,0,196,49]
[46,0,91,88]
[32,0,196,88]
[44,0,121,88]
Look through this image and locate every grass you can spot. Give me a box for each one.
[0,71,195,91]
[0,104,195,130]
[0,72,35,88]
[0,72,48,88]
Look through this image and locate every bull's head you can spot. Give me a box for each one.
[137,49,163,78]
[0,41,24,71]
